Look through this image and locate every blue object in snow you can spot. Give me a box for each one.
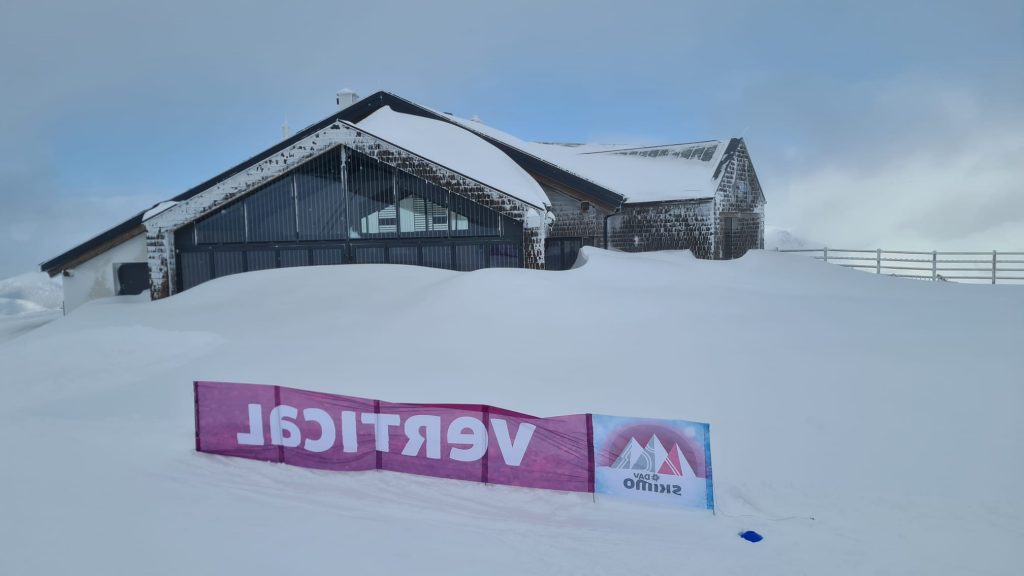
[739,530,763,542]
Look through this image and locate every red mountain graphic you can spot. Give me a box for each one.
[657,444,688,476]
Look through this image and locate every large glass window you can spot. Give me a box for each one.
[195,203,245,244]
[180,252,211,289]
[245,177,295,242]
[454,244,487,271]
[422,245,452,269]
[211,251,245,278]
[449,194,500,237]
[246,250,276,272]
[396,170,449,238]
[312,248,346,266]
[178,145,525,292]
[296,149,346,240]
[348,151,396,239]
[279,249,309,268]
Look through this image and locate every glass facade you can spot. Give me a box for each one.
[174,146,524,292]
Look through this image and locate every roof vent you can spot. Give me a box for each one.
[336,88,359,110]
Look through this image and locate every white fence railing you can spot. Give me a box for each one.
[775,248,1024,284]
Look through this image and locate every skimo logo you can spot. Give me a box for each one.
[624,472,682,495]
[609,433,696,477]
[609,432,695,496]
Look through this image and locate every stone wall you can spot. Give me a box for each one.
[605,139,766,260]
[607,199,716,259]
[712,139,765,258]
[544,185,609,247]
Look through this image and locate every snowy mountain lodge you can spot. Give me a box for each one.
[41,90,766,311]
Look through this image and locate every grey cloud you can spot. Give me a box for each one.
[0,0,1021,277]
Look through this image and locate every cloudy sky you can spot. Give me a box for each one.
[1,0,1021,277]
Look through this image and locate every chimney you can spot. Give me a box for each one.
[336,88,359,110]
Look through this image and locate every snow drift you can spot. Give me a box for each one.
[0,249,1021,575]
[0,271,63,343]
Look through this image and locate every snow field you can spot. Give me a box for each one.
[0,249,1021,574]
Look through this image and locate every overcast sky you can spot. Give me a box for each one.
[1,0,1021,277]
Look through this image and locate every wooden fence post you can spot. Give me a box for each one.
[932,251,937,281]
[993,250,998,285]
[823,247,828,263]
[876,249,882,274]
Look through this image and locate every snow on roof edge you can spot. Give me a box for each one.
[444,113,735,203]
[351,108,550,210]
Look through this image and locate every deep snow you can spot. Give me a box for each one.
[1,249,1021,575]
[0,272,62,343]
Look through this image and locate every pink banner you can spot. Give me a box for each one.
[194,381,593,493]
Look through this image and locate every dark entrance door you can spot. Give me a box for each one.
[545,237,584,270]
[721,216,750,260]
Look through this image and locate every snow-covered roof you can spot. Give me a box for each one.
[142,201,178,222]
[446,115,729,203]
[525,142,727,203]
[354,107,550,209]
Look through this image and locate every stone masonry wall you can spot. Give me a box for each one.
[607,199,716,259]
[712,139,765,258]
[544,185,609,246]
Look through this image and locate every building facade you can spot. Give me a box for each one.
[42,90,766,311]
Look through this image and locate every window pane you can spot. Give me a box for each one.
[296,149,346,240]
[246,176,296,242]
[422,245,452,269]
[396,170,449,238]
[174,224,197,248]
[246,250,276,271]
[490,244,521,268]
[180,252,211,290]
[353,246,386,264]
[454,244,486,271]
[347,149,396,239]
[279,249,309,268]
[312,248,346,265]
[450,194,499,237]
[545,240,562,270]
[196,203,245,244]
[213,251,244,277]
[389,246,418,266]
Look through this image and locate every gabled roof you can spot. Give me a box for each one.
[41,91,626,274]
[444,115,744,203]
[41,90,751,274]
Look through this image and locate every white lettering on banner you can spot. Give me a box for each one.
[491,420,536,466]
[448,416,488,462]
[237,405,537,466]
[237,403,264,445]
[340,410,358,453]
[402,415,442,459]
[270,405,301,448]
[302,408,335,453]
[360,413,400,451]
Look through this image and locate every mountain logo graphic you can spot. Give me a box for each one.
[609,433,695,477]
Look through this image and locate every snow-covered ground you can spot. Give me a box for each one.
[1,249,1021,575]
[0,272,63,343]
